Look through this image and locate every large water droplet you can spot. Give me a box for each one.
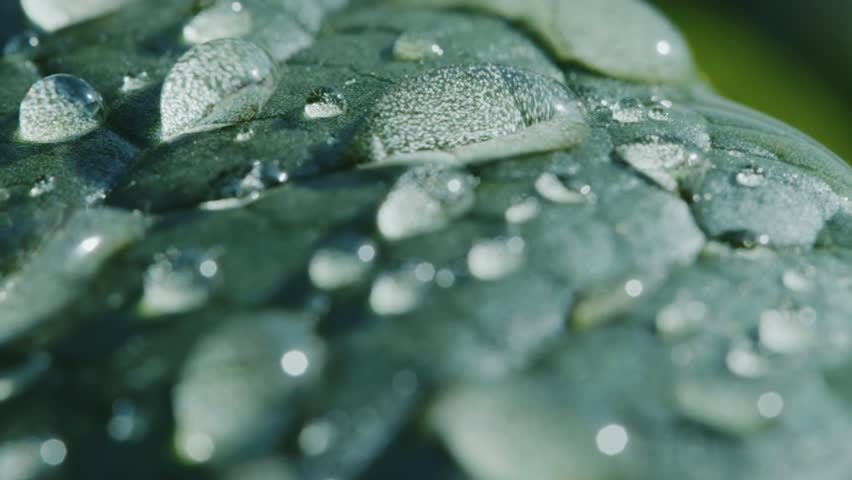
[21,0,131,32]
[616,137,704,191]
[758,306,816,354]
[735,166,767,188]
[160,39,277,140]
[353,64,587,165]
[377,165,478,240]
[18,74,105,144]
[303,87,347,119]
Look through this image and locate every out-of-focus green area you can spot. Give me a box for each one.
[652,0,852,163]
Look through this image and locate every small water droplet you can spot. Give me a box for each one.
[467,237,526,281]
[655,296,707,341]
[392,32,444,62]
[303,87,347,119]
[308,236,377,291]
[0,188,11,204]
[19,74,104,144]
[378,165,478,240]
[3,31,40,57]
[120,71,150,93]
[505,196,540,224]
[735,166,766,188]
[28,176,56,198]
[39,438,67,466]
[160,38,277,140]
[756,391,784,419]
[234,126,255,142]
[781,269,813,292]
[138,250,220,317]
[298,419,336,456]
[369,265,430,316]
[725,341,769,379]
[595,424,629,456]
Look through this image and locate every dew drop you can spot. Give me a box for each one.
[354,64,587,165]
[725,341,769,379]
[505,197,540,224]
[595,424,629,456]
[675,380,778,436]
[534,172,586,204]
[308,236,377,291]
[303,87,347,119]
[758,307,816,354]
[735,166,767,188]
[655,296,708,342]
[138,250,220,317]
[756,391,784,419]
[28,176,56,198]
[377,165,478,240]
[616,137,702,192]
[467,237,526,281]
[19,74,105,144]
[234,126,255,142]
[160,38,277,140]
[392,32,444,62]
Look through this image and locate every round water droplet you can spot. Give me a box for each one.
[160,38,277,140]
[735,166,766,188]
[303,87,347,119]
[595,424,629,456]
[377,165,478,240]
[353,64,586,165]
[392,31,444,62]
[467,237,526,281]
[725,341,769,379]
[18,74,105,144]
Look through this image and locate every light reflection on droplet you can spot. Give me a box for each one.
[280,350,309,377]
[656,40,672,56]
[39,439,66,466]
[595,424,628,456]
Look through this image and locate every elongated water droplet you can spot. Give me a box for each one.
[675,380,781,437]
[534,172,586,204]
[21,0,131,32]
[369,265,430,316]
[392,32,444,62]
[303,87,347,119]
[377,165,478,240]
[18,74,104,144]
[160,39,277,140]
[354,64,587,165]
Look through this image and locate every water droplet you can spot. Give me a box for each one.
[735,166,766,188]
[616,137,702,191]
[234,126,255,142]
[534,172,586,204]
[107,400,145,442]
[624,279,644,298]
[280,349,310,376]
[725,341,769,379]
[0,188,10,204]
[756,391,784,419]
[758,307,816,354]
[595,424,629,456]
[303,87,347,119]
[120,71,150,93]
[21,0,131,32]
[467,237,526,281]
[354,64,587,165]
[377,165,478,240]
[39,439,66,466]
[299,419,336,456]
[160,38,277,140]
[655,296,708,341]
[505,197,540,224]
[28,176,56,198]
[308,236,377,291]
[369,265,430,316]
[675,380,778,436]
[183,0,321,61]
[781,269,813,292]
[138,250,220,317]
[3,31,40,57]
[18,74,104,144]
[392,32,444,62]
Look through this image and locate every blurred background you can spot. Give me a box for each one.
[2,0,851,161]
